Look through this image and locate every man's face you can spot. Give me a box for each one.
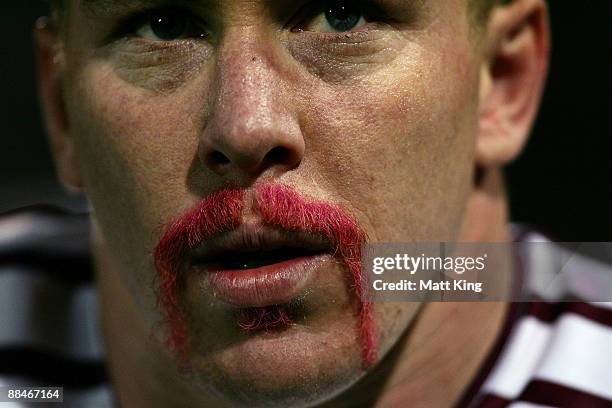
[59,0,482,405]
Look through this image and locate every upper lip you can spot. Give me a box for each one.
[189,224,332,267]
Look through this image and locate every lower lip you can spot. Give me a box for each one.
[204,254,329,307]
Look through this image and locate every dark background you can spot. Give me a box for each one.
[1,1,610,240]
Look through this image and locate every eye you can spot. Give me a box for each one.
[324,1,365,31]
[302,1,367,33]
[135,10,205,41]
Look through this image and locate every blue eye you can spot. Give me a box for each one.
[324,1,363,32]
[296,1,367,34]
[136,11,205,41]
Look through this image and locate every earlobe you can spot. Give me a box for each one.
[35,17,83,192]
[476,0,550,167]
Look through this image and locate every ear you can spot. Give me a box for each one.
[34,17,83,192]
[476,0,550,167]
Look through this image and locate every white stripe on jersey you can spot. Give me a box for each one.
[482,316,553,399]
[535,313,612,401]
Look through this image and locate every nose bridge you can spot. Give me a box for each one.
[200,31,304,183]
[214,36,278,136]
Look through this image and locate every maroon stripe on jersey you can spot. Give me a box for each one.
[527,301,612,327]
[519,380,612,408]
[470,393,510,408]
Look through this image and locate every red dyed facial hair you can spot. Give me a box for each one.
[255,183,378,367]
[154,188,244,359]
[153,184,378,368]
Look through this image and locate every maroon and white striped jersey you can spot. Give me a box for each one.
[461,229,612,408]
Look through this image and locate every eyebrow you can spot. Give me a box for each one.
[79,0,196,17]
[80,0,147,16]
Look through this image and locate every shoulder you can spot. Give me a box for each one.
[471,226,612,407]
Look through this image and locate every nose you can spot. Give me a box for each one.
[199,39,304,184]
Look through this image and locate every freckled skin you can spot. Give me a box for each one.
[58,0,486,406]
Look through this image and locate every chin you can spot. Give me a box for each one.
[184,316,366,408]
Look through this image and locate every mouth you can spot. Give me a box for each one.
[190,225,333,309]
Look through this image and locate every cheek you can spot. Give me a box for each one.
[300,41,480,242]
[66,63,206,298]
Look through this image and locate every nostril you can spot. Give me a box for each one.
[261,146,295,169]
[202,144,302,178]
[207,150,231,168]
